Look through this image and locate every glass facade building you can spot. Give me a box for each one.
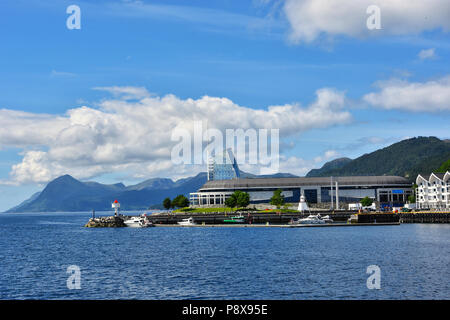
[207,149,240,181]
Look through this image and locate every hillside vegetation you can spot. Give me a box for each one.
[306,137,450,180]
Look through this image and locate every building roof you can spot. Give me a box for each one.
[417,172,449,182]
[199,175,410,191]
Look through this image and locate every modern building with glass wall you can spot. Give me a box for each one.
[190,175,412,209]
[416,172,450,209]
[207,149,240,181]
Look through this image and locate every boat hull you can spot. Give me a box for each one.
[124,219,154,228]
[297,220,325,225]
[177,222,196,226]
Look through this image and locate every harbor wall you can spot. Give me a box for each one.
[149,211,450,225]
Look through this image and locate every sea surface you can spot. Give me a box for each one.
[0,212,449,300]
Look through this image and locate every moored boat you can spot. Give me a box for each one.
[291,214,326,225]
[124,214,154,228]
[298,214,326,224]
[177,217,197,226]
[223,215,245,223]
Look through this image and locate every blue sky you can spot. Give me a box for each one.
[0,0,449,211]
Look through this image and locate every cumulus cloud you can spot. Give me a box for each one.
[363,76,450,112]
[0,110,68,148]
[0,87,351,184]
[283,0,450,43]
[418,48,436,60]
[277,150,339,176]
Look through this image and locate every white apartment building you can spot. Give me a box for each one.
[416,171,450,210]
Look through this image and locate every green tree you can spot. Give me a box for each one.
[163,197,172,210]
[360,196,373,207]
[172,195,189,208]
[270,189,285,208]
[437,159,450,172]
[236,191,250,208]
[225,191,250,209]
[225,196,236,208]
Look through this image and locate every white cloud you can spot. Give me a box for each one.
[277,150,339,176]
[10,151,54,185]
[93,86,151,99]
[0,87,351,185]
[363,76,450,112]
[418,48,436,60]
[283,0,450,43]
[0,109,68,148]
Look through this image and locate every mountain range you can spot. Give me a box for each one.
[6,171,297,213]
[6,136,449,213]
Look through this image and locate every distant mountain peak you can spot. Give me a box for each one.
[306,157,352,177]
[54,174,77,181]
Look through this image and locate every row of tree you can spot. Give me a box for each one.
[162,189,287,210]
[163,195,189,209]
[162,189,414,210]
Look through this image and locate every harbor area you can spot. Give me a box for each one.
[84,211,402,228]
[153,222,400,228]
[83,199,450,227]
[148,211,400,225]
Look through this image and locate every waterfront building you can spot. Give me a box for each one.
[190,176,412,209]
[207,149,240,181]
[416,171,450,210]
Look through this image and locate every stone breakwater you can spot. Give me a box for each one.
[84,216,126,228]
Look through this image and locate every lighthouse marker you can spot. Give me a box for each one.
[112,200,120,217]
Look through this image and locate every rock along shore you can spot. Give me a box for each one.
[84,216,126,228]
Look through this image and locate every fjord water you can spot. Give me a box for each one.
[0,213,449,300]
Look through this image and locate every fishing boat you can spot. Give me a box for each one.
[223,215,245,223]
[177,217,197,226]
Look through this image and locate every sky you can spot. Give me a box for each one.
[0,0,449,211]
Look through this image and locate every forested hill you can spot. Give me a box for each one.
[306,137,450,180]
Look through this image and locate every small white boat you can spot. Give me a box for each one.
[177,217,196,226]
[292,214,326,225]
[299,214,326,224]
[124,215,154,228]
